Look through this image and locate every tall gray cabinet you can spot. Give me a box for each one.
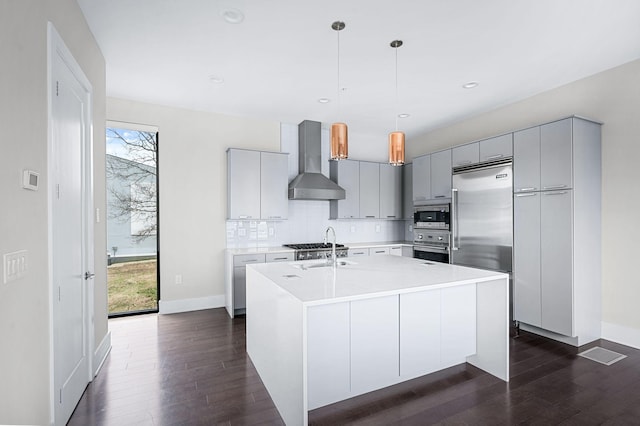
[513,117,601,345]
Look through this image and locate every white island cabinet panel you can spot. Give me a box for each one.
[441,284,477,368]
[400,290,441,378]
[351,295,399,395]
[307,302,350,410]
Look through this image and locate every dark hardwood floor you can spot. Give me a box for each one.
[68,308,640,425]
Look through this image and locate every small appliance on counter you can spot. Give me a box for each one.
[283,243,349,261]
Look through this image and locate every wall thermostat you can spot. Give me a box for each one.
[22,170,39,191]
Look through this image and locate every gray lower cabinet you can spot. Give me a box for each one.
[330,160,360,219]
[227,251,294,317]
[227,148,289,220]
[540,190,573,336]
[380,163,402,219]
[513,192,542,326]
[359,162,380,218]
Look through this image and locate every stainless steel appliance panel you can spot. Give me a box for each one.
[451,161,513,272]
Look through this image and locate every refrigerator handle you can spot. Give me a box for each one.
[451,188,459,250]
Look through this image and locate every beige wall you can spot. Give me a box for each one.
[409,58,640,334]
[0,0,106,424]
[107,98,280,306]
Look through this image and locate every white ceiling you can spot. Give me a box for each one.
[78,0,640,150]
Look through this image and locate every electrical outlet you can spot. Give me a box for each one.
[175,274,183,285]
[3,250,28,284]
[375,224,381,233]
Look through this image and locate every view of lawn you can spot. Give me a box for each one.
[108,259,157,314]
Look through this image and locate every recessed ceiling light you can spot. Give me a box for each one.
[318,98,331,104]
[220,8,244,24]
[398,113,410,118]
[463,81,479,89]
[209,75,224,84]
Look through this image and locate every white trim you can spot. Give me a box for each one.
[158,295,225,314]
[601,322,640,350]
[93,331,112,377]
[106,120,158,133]
[47,22,95,426]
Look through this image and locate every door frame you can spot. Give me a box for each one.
[47,22,95,425]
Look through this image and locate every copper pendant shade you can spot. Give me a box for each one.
[331,122,348,160]
[330,21,348,160]
[389,39,405,165]
[389,131,405,166]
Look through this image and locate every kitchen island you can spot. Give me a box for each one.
[246,255,509,426]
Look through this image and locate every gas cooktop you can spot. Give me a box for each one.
[283,243,346,250]
[283,243,349,261]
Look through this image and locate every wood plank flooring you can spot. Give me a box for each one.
[68,308,640,425]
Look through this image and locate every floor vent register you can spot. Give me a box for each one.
[578,346,627,366]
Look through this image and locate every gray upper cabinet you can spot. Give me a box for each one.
[412,154,431,202]
[260,151,289,220]
[227,149,261,219]
[479,134,513,162]
[452,142,479,167]
[359,162,380,218]
[227,148,288,220]
[403,164,413,219]
[380,163,402,219]
[430,149,452,199]
[513,126,541,192]
[541,118,573,190]
[330,160,360,219]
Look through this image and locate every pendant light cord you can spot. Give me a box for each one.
[395,45,398,132]
[337,27,341,119]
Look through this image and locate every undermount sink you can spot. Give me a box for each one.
[290,259,356,270]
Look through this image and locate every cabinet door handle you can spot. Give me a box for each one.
[272,257,288,261]
[515,193,537,198]
[239,215,252,219]
[544,191,568,196]
[242,259,260,263]
[434,195,446,198]
[543,185,567,190]
[268,216,282,219]
[517,187,537,192]
[387,215,396,218]
[486,154,503,160]
[365,216,376,218]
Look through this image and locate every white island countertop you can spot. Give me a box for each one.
[248,255,508,305]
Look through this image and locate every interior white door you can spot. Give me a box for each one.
[50,25,93,426]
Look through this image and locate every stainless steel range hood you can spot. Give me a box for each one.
[288,120,346,200]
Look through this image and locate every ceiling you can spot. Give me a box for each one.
[78,0,640,152]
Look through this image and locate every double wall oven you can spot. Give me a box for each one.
[413,203,451,263]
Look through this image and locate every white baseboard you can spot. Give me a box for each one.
[601,322,640,350]
[159,294,225,315]
[93,331,111,377]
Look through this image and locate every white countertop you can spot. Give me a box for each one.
[247,255,507,305]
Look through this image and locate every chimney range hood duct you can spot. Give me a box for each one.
[288,120,346,200]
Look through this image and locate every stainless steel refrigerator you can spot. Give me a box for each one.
[451,160,513,275]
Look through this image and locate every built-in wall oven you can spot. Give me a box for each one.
[413,203,450,230]
[413,229,450,263]
[413,203,451,263]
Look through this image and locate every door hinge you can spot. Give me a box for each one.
[56,81,59,97]
[58,286,61,301]
[59,388,62,404]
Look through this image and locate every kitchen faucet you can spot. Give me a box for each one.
[323,226,337,267]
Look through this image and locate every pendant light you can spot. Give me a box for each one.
[330,21,348,160]
[389,39,405,166]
